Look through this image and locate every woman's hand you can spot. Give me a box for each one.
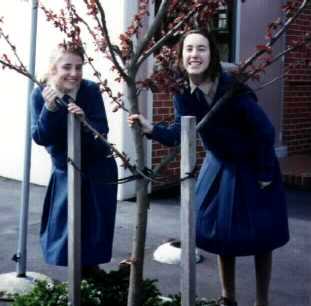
[128,114,153,134]
[42,86,58,111]
[68,102,85,118]
[258,180,272,189]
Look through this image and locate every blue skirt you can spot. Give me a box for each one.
[195,153,289,256]
[40,157,118,266]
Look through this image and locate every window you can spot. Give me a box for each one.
[211,3,234,62]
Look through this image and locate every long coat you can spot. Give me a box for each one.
[150,73,289,256]
[31,80,118,266]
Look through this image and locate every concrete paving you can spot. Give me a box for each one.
[0,177,310,306]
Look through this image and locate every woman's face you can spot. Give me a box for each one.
[182,33,211,83]
[51,52,83,93]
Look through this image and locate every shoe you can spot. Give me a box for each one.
[217,296,238,306]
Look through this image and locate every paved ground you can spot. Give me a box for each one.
[280,154,311,190]
[0,177,310,306]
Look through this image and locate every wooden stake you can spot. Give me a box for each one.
[67,113,81,306]
[180,116,196,306]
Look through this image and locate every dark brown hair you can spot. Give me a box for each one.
[177,29,221,81]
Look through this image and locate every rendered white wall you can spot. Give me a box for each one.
[0,1,32,184]
[0,0,143,200]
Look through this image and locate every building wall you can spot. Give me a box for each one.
[283,2,311,154]
[239,0,285,148]
[0,0,139,200]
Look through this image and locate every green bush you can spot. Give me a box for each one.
[12,268,217,306]
[12,279,102,306]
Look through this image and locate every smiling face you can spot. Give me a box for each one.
[182,33,211,84]
[50,52,83,93]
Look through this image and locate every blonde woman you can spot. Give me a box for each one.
[31,43,117,277]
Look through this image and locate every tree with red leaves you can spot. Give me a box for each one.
[0,1,310,305]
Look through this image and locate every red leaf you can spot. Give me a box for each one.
[256,45,272,53]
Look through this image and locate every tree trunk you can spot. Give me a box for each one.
[127,179,149,306]
[127,78,150,306]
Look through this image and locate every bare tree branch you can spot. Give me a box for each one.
[247,33,311,81]
[196,85,238,132]
[0,29,27,70]
[1,27,39,85]
[83,49,130,113]
[151,146,180,176]
[272,32,311,64]
[0,59,40,85]
[240,0,311,73]
[131,0,170,66]
[255,72,289,91]
[70,8,105,53]
[79,117,134,170]
[94,0,130,81]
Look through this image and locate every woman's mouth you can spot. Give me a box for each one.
[189,61,201,67]
[65,79,79,85]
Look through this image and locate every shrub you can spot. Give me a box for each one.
[12,268,217,306]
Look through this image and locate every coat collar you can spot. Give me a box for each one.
[47,80,80,101]
[181,72,235,107]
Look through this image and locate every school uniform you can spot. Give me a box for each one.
[150,72,289,256]
[31,79,118,265]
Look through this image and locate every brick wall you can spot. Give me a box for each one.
[152,92,179,190]
[283,3,311,155]
[152,92,178,182]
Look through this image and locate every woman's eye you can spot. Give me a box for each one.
[62,65,71,70]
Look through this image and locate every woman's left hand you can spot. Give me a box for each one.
[67,102,85,118]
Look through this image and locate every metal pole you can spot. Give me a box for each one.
[67,113,81,306]
[180,116,196,306]
[16,0,38,277]
[233,0,241,64]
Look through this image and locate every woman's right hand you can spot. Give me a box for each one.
[128,114,153,134]
[42,86,58,111]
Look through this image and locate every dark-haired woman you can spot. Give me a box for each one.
[128,30,289,306]
[31,43,118,276]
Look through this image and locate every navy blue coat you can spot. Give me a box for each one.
[150,73,289,256]
[31,80,118,266]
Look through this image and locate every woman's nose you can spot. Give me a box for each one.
[190,48,198,57]
[69,68,79,75]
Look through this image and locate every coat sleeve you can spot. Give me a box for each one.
[204,92,275,181]
[148,96,182,147]
[31,87,67,146]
